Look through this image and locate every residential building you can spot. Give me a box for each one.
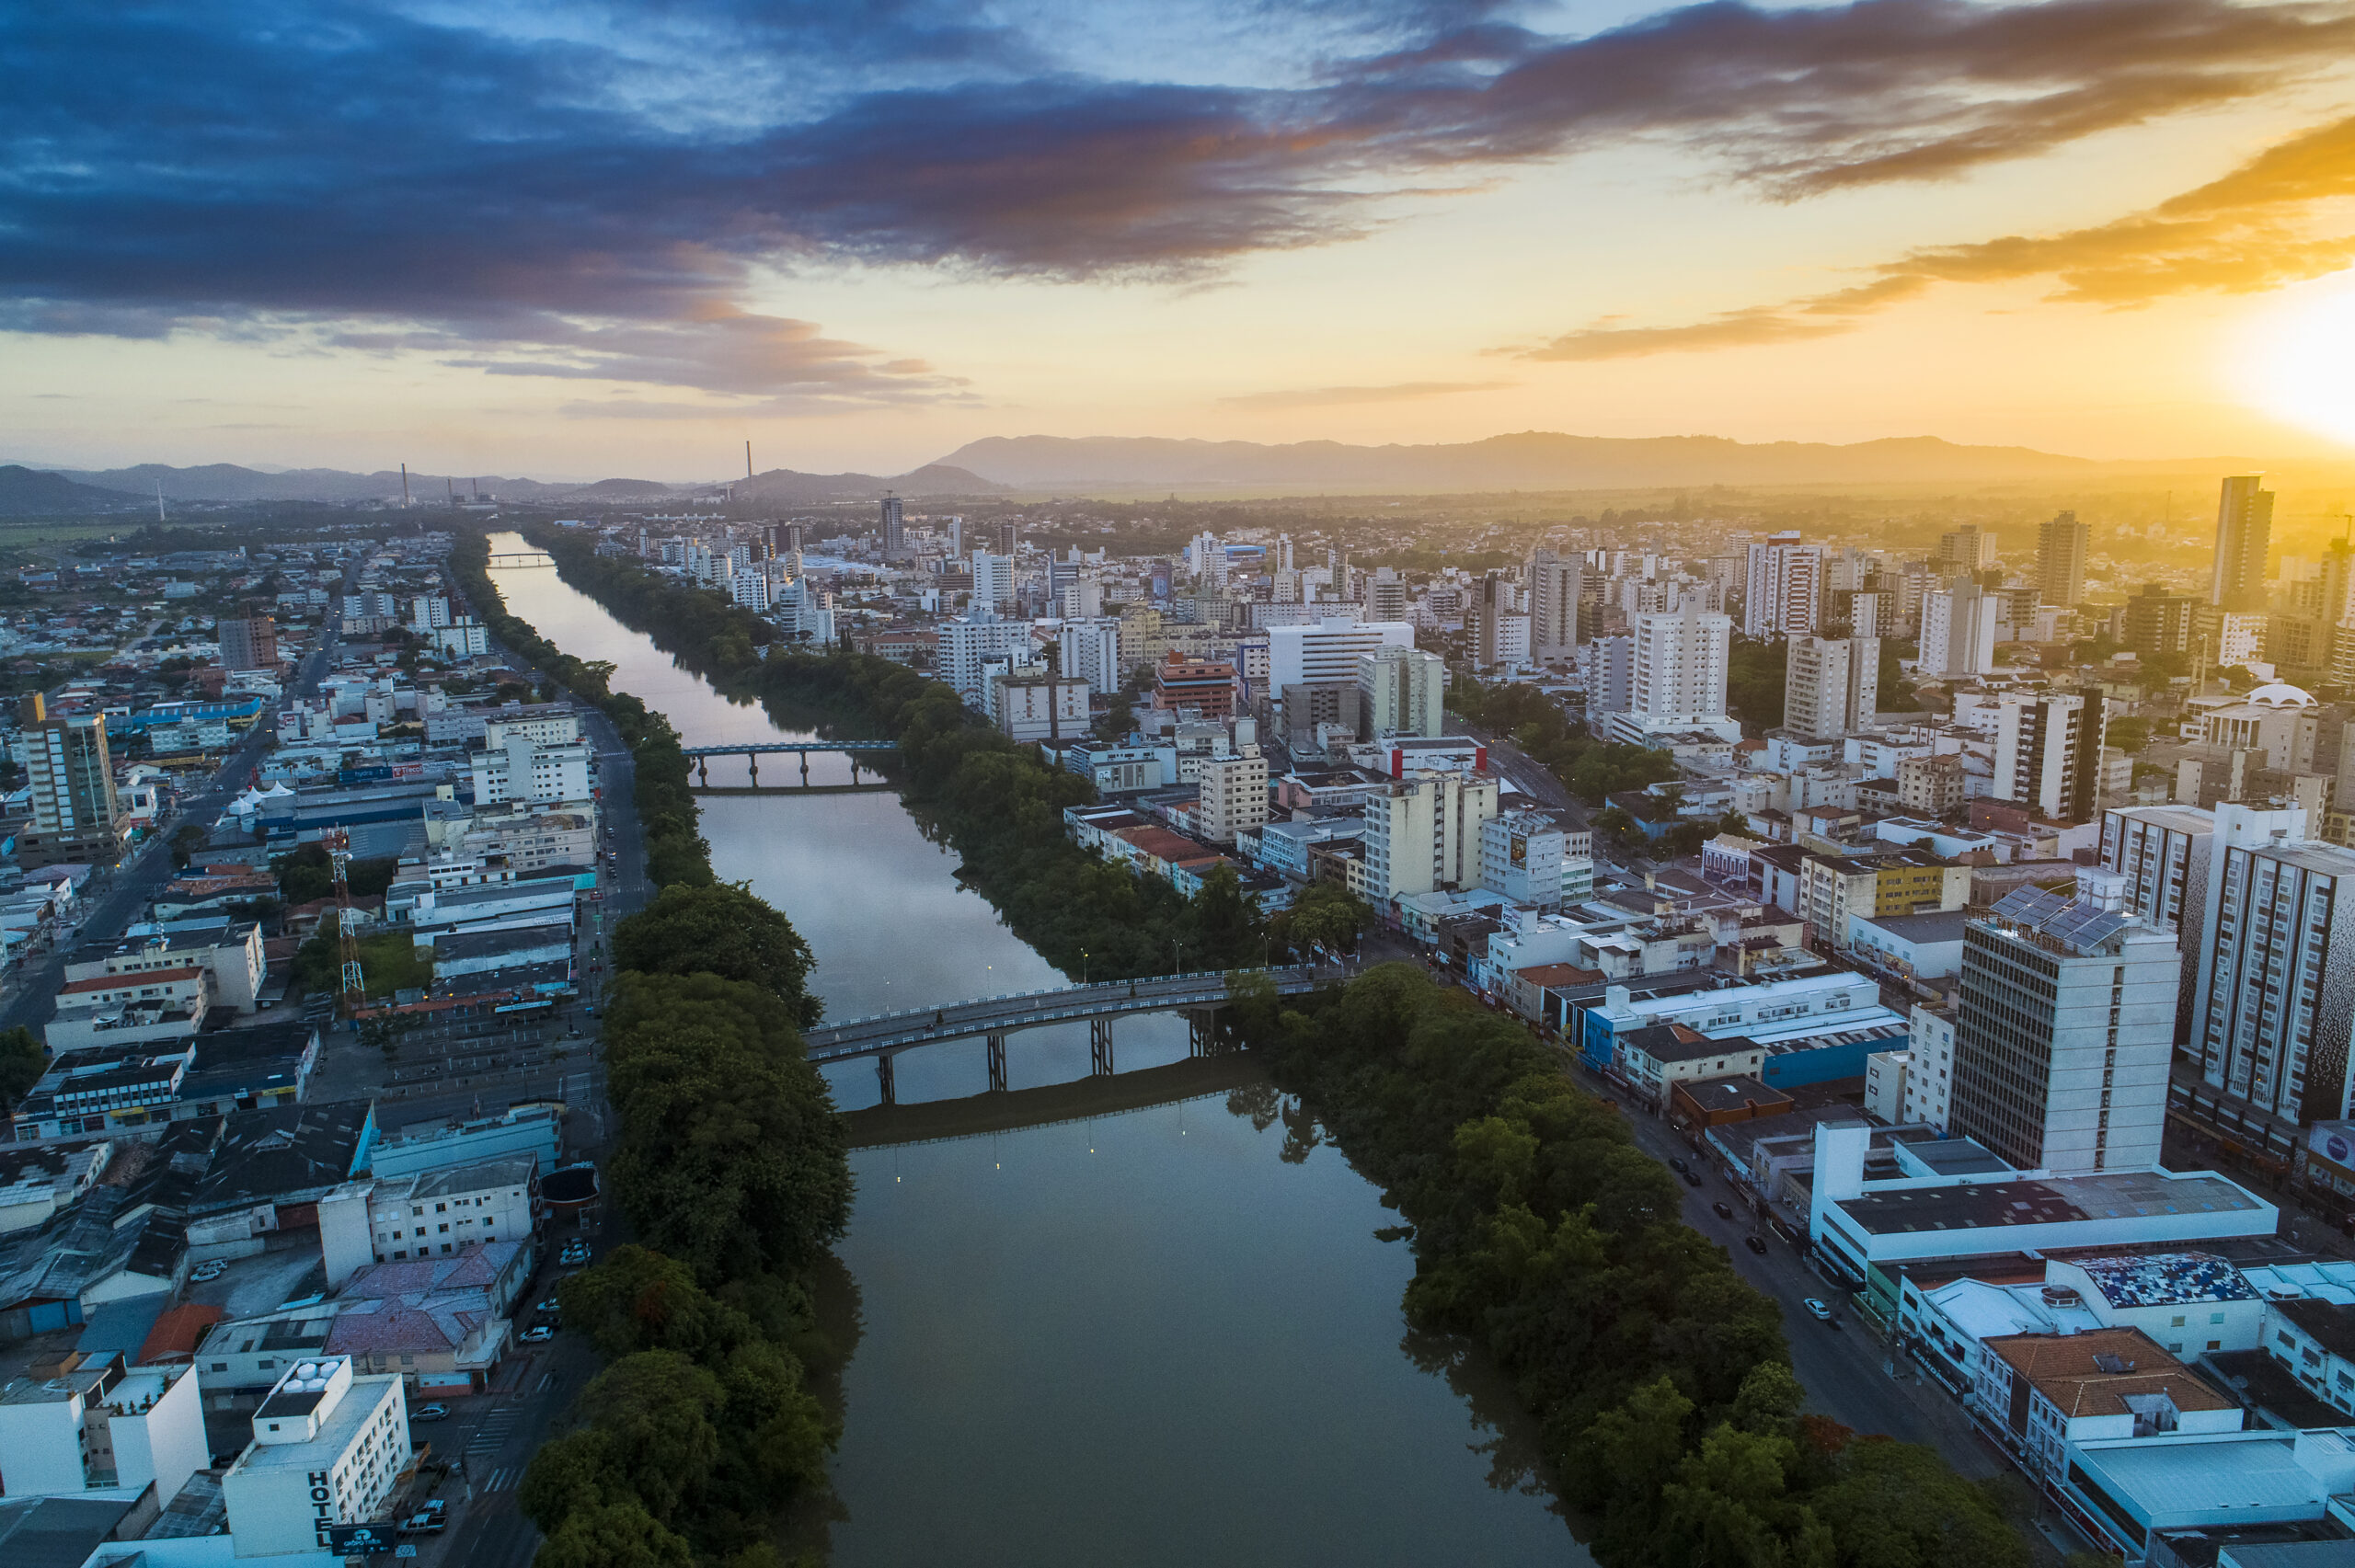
[1152,652,1237,720]
[2212,475,2275,611]
[1939,525,1999,573]
[1896,753,1966,815]
[1361,772,1499,903]
[20,694,126,867]
[1948,887,2180,1174]
[1058,618,1123,697]
[219,614,279,671]
[1585,635,1634,717]
[470,737,591,807]
[1904,1003,1958,1129]
[994,672,1091,743]
[1605,603,1739,746]
[220,1356,410,1556]
[939,616,1037,702]
[1358,645,1445,738]
[1993,691,2105,821]
[2036,510,2090,608]
[1918,582,1999,679]
[1865,1049,1910,1123]
[2122,583,2197,658]
[0,1358,207,1507]
[1744,531,1823,637]
[317,1157,538,1285]
[1784,635,1879,739]
[880,494,905,556]
[1196,750,1269,845]
[1477,808,1568,910]
[1527,548,1581,659]
[2192,830,2355,1132]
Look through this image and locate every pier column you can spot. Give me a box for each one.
[695,758,708,785]
[987,1032,1008,1093]
[849,757,861,786]
[747,752,758,784]
[801,753,810,788]
[876,1054,897,1105]
[1090,1017,1114,1077]
[1187,1012,1216,1059]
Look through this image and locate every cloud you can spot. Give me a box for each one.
[1216,378,1514,408]
[5,0,2354,394]
[1517,111,2355,361]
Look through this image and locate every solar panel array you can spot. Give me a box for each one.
[1987,885,2127,953]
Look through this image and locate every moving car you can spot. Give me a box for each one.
[1743,1235,1768,1255]
[1667,1157,1689,1175]
[1710,1201,1734,1220]
[534,1298,561,1314]
[411,1404,450,1422]
[399,1515,446,1535]
[1802,1299,1842,1329]
[1680,1169,1702,1187]
[520,1325,557,1344]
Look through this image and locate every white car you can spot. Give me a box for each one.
[190,1261,228,1284]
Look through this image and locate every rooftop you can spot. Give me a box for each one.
[2273,1297,2355,1361]
[2071,1428,2355,1519]
[2055,1251,2261,1310]
[1836,1170,2266,1238]
[1987,1328,2237,1418]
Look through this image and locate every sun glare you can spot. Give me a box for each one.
[2234,269,2355,448]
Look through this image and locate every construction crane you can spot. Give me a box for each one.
[327,828,364,1005]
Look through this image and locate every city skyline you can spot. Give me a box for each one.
[9,1,2355,477]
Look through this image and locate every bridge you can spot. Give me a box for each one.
[679,739,896,788]
[485,551,554,567]
[803,964,1350,1101]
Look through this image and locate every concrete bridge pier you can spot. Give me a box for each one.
[849,758,861,786]
[696,758,709,785]
[986,1032,1008,1093]
[1187,1011,1216,1058]
[801,753,810,787]
[747,752,758,784]
[1090,1017,1114,1077]
[877,1053,898,1105]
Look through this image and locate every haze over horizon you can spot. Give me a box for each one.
[10,1,2355,475]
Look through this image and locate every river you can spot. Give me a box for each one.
[485,535,1585,1566]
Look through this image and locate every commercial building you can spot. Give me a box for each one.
[219,1356,410,1556]
[1357,645,1445,739]
[2212,475,2276,611]
[2037,510,2091,608]
[993,672,1091,743]
[2060,1426,2355,1566]
[1992,691,2106,821]
[1196,750,1269,845]
[1268,617,1417,694]
[317,1157,538,1285]
[1918,582,1999,680]
[1948,887,2180,1174]
[1783,634,1878,740]
[1152,653,1238,720]
[1977,1328,2241,1485]
[1744,531,1823,638]
[1476,808,1569,910]
[879,493,905,557]
[469,737,591,807]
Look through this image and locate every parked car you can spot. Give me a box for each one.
[411,1404,450,1422]
[399,1515,446,1535]
[520,1325,556,1344]
[1667,1157,1689,1174]
[415,1500,447,1517]
[1802,1299,1842,1329]
[1743,1234,1768,1255]
[1768,1219,1800,1245]
[1710,1201,1734,1220]
[534,1298,561,1314]
[558,1242,590,1265]
[1680,1169,1702,1187]
[190,1260,228,1283]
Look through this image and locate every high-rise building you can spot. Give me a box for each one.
[1358,646,1446,739]
[1361,771,1499,902]
[1527,548,1581,660]
[2122,584,2196,658]
[1918,582,1998,678]
[1197,749,1269,845]
[879,494,905,557]
[997,520,1020,557]
[939,617,1037,703]
[1993,692,2105,821]
[2211,475,2275,611]
[20,694,124,866]
[969,550,1014,612]
[1057,618,1123,697]
[2191,827,2355,1130]
[2037,510,2090,608]
[1366,567,1408,623]
[1584,635,1635,717]
[1947,888,2180,1174]
[2101,803,2302,1047]
[1783,634,1879,740]
[1603,606,1737,745]
[1743,531,1823,638]
[219,613,279,671]
[1477,808,1568,910]
[1937,525,1998,574]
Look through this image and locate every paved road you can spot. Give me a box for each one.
[1458,720,1584,827]
[0,637,333,1036]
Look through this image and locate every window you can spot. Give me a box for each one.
[2210,1340,2223,1351]
[2171,1315,2187,1327]
[2211,1312,2226,1324]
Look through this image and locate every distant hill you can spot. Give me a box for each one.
[935,431,2117,491]
[732,464,1006,503]
[0,464,144,517]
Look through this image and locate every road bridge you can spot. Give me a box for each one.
[679,738,895,787]
[485,551,554,567]
[804,964,1349,1102]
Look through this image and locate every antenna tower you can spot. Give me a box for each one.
[327,828,365,1004]
[746,440,753,480]
[400,464,411,509]
[155,481,166,524]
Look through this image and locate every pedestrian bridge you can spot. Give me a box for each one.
[803,964,1350,1100]
[680,739,896,789]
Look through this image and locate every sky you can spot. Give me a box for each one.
[8,0,2355,480]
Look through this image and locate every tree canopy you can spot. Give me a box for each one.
[613,882,821,1026]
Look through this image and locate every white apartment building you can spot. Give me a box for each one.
[1358,646,1446,739]
[1584,635,1634,716]
[1784,634,1879,740]
[482,712,582,750]
[1527,549,1581,659]
[1604,604,1740,746]
[2194,830,2355,1126]
[940,617,1038,703]
[1993,692,2105,820]
[731,572,771,612]
[993,673,1091,744]
[1058,618,1123,697]
[1903,1002,1957,1131]
[1267,617,1416,692]
[1361,772,1499,902]
[0,1359,207,1506]
[1744,531,1824,637]
[1197,750,1269,845]
[318,1156,539,1287]
[221,1357,410,1557]
[435,619,490,658]
[1477,809,1568,910]
[970,550,1016,610]
[470,738,591,807]
[1948,887,2180,1174]
[1918,583,1999,678]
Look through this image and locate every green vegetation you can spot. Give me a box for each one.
[1233,965,2027,1568]
[1450,681,1678,803]
[0,1026,45,1112]
[613,883,821,1028]
[2106,714,2150,753]
[272,842,398,903]
[1726,637,1786,730]
[290,921,435,1001]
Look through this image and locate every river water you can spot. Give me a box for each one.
[487,536,1584,1566]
